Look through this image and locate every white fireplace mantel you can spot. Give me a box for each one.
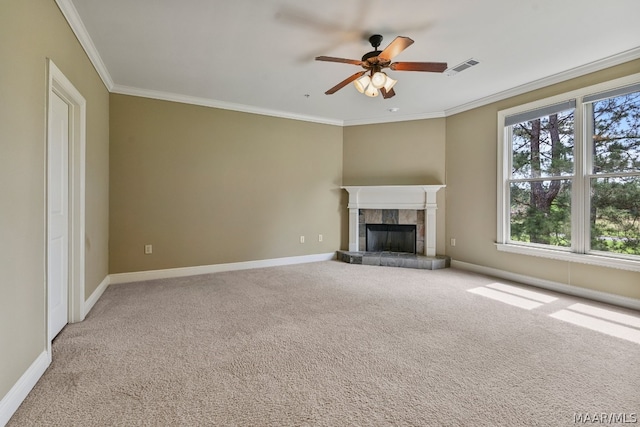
[341,185,445,257]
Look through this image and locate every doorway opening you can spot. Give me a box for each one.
[46,59,86,356]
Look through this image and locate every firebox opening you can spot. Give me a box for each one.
[366,224,416,254]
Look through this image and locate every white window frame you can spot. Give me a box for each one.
[497,72,640,272]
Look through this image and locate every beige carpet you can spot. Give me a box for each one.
[9,261,640,426]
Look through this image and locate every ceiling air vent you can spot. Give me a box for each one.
[446,59,479,76]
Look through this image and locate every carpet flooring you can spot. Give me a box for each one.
[9,261,640,426]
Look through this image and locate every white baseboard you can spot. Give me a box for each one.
[84,275,110,317]
[109,252,337,285]
[0,351,49,426]
[451,260,640,311]
[0,253,338,425]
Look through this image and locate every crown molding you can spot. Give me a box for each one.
[54,1,640,126]
[444,46,640,117]
[343,110,445,127]
[111,84,344,126]
[55,0,114,91]
[112,83,446,126]
[110,44,640,126]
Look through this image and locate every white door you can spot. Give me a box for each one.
[48,92,70,341]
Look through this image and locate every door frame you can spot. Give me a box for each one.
[46,59,86,357]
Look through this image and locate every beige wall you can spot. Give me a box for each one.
[0,0,109,401]
[109,94,343,273]
[342,119,447,254]
[446,59,640,300]
[2,0,638,412]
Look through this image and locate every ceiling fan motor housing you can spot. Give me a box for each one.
[368,34,383,49]
[362,34,384,62]
[361,51,380,62]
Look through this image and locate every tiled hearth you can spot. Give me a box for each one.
[337,250,450,270]
[339,185,450,270]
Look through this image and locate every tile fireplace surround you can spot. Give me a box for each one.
[338,185,449,270]
[341,185,445,257]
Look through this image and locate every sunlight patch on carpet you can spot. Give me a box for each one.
[467,287,543,310]
[486,283,558,303]
[550,309,640,345]
[567,303,640,329]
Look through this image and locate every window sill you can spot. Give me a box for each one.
[495,243,640,273]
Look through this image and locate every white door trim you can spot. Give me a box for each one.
[46,59,86,356]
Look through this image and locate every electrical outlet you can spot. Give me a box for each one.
[318,234,323,242]
[300,236,305,244]
[450,238,456,247]
[144,244,153,254]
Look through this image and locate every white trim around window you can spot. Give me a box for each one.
[497,72,640,273]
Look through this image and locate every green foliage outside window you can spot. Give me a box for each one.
[509,91,640,255]
[591,92,640,255]
[510,110,574,247]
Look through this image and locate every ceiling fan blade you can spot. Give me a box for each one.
[325,71,366,95]
[390,62,448,72]
[377,36,414,61]
[381,87,396,99]
[315,56,363,66]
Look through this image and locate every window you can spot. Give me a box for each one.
[497,74,640,271]
[586,89,640,256]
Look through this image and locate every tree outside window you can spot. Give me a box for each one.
[510,108,574,247]
[589,91,640,255]
[501,82,640,263]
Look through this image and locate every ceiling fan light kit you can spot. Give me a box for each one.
[354,74,371,93]
[316,34,447,100]
[364,85,379,98]
[355,72,397,98]
[383,76,397,91]
[371,72,387,88]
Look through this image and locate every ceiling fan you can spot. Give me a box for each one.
[316,34,447,99]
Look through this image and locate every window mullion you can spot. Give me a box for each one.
[509,176,571,183]
[587,171,640,179]
[582,100,594,255]
[573,99,586,254]
[501,125,513,244]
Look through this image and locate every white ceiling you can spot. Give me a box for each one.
[63,0,640,126]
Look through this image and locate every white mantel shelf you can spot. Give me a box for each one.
[341,185,445,257]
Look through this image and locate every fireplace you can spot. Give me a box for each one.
[341,185,445,257]
[339,185,449,269]
[366,224,416,253]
